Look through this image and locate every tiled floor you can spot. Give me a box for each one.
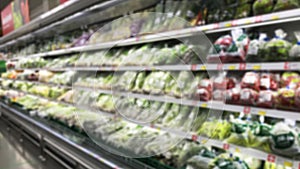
[0,134,36,169]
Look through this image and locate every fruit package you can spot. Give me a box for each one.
[197,79,212,101]
[281,72,300,89]
[207,29,250,63]
[225,87,241,104]
[276,88,295,110]
[259,73,279,91]
[240,88,259,106]
[256,90,277,108]
[289,31,300,60]
[253,0,274,15]
[263,29,292,61]
[241,72,260,91]
[213,73,236,90]
[273,0,299,12]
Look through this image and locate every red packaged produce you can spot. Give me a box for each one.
[240,88,259,106]
[213,75,236,90]
[276,88,295,110]
[197,79,212,101]
[241,72,260,91]
[260,73,278,91]
[225,88,240,104]
[257,90,276,108]
[213,89,225,101]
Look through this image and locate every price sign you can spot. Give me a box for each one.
[271,15,279,20]
[235,148,241,153]
[213,23,220,29]
[243,106,251,114]
[231,20,238,26]
[252,65,261,70]
[223,143,230,150]
[200,65,206,70]
[228,65,236,70]
[258,110,266,116]
[283,161,293,168]
[284,62,290,70]
[225,22,232,27]
[255,16,262,23]
[267,154,276,163]
[192,135,198,141]
[217,64,223,70]
[201,103,208,108]
[201,139,208,144]
[239,63,246,70]
[191,64,198,71]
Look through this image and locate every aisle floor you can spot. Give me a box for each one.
[0,134,37,169]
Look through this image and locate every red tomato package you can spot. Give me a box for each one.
[241,72,260,91]
[213,74,236,90]
[225,87,240,104]
[281,72,300,89]
[197,79,212,101]
[213,89,225,101]
[256,90,276,108]
[240,88,259,106]
[260,73,279,91]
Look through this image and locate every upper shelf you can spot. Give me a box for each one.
[0,0,107,46]
[5,8,300,59]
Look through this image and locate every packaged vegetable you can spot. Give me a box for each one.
[276,88,295,110]
[247,33,268,62]
[257,90,277,108]
[289,31,300,60]
[225,87,241,104]
[241,72,260,91]
[240,88,259,106]
[260,73,278,91]
[273,0,299,12]
[197,79,212,101]
[253,0,274,15]
[281,72,300,89]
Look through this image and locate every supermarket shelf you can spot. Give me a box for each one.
[73,86,300,121]
[3,77,299,121]
[1,78,72,89]
[6,8,300,60]
[4,88,299,167]
[0,0,107,47]
[10,61,300,72]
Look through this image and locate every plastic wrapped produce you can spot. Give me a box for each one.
[276,88,295,110]
[240,88,259,106]
[246,33,268,62]
[281,72,300,89]
[114,71,138,91]
[132,72,146,93]
[273,0,299,12]
[257,90,277,108]
[295,87,300,108]
[213,73,236,90]
[260,73,279,91]
[270,122,300,158]
[241,72,260,91]
[38,70,54,83]
[225,87,241,104]
[197,79,212,101]
[289,31,300,60]
[253,0,274,15]
[264,29,292,61]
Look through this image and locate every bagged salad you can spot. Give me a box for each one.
[289,31,300,60]
[253,0,274,15]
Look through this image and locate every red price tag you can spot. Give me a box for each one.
[231,20,237,26]
[255,16,262,23]
[192,135,198,141]
[223,143,230,150]
[136,36,140,42]
[267,154,276,163]
[243,106,251,114]
[298,163,300,169]
[284,62,290,70]
[191,64,197,70]
[213,23,219,29]
[217,64,223,70]
[150,123,155,128]
[239,63,246,70]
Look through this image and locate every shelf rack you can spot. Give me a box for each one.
[2,88,298,168]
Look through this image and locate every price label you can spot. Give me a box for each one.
[298,163,300,169]
[258,110,266,116]
[284,62,290,70]
[201,139,208,144]
[200,65,206,70]
[231,20,238,26]
[228,65,236,70]
[245,19,252,24]
[191,64,198,70]
[243,106,251,114]
[201,103,208,108]
[255,16,262,23]
[235,148,241,153]
[223,143,230,150]
[213,23,220,29]
[192,135,198,141]
[239,63,246,70]
[252,65,261,70]
[136,36,140,42]
[271,15,279,20]
[217,64,223,70]
[283,161,293,168]
[267,154,276,163]
[225,22,232,27]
